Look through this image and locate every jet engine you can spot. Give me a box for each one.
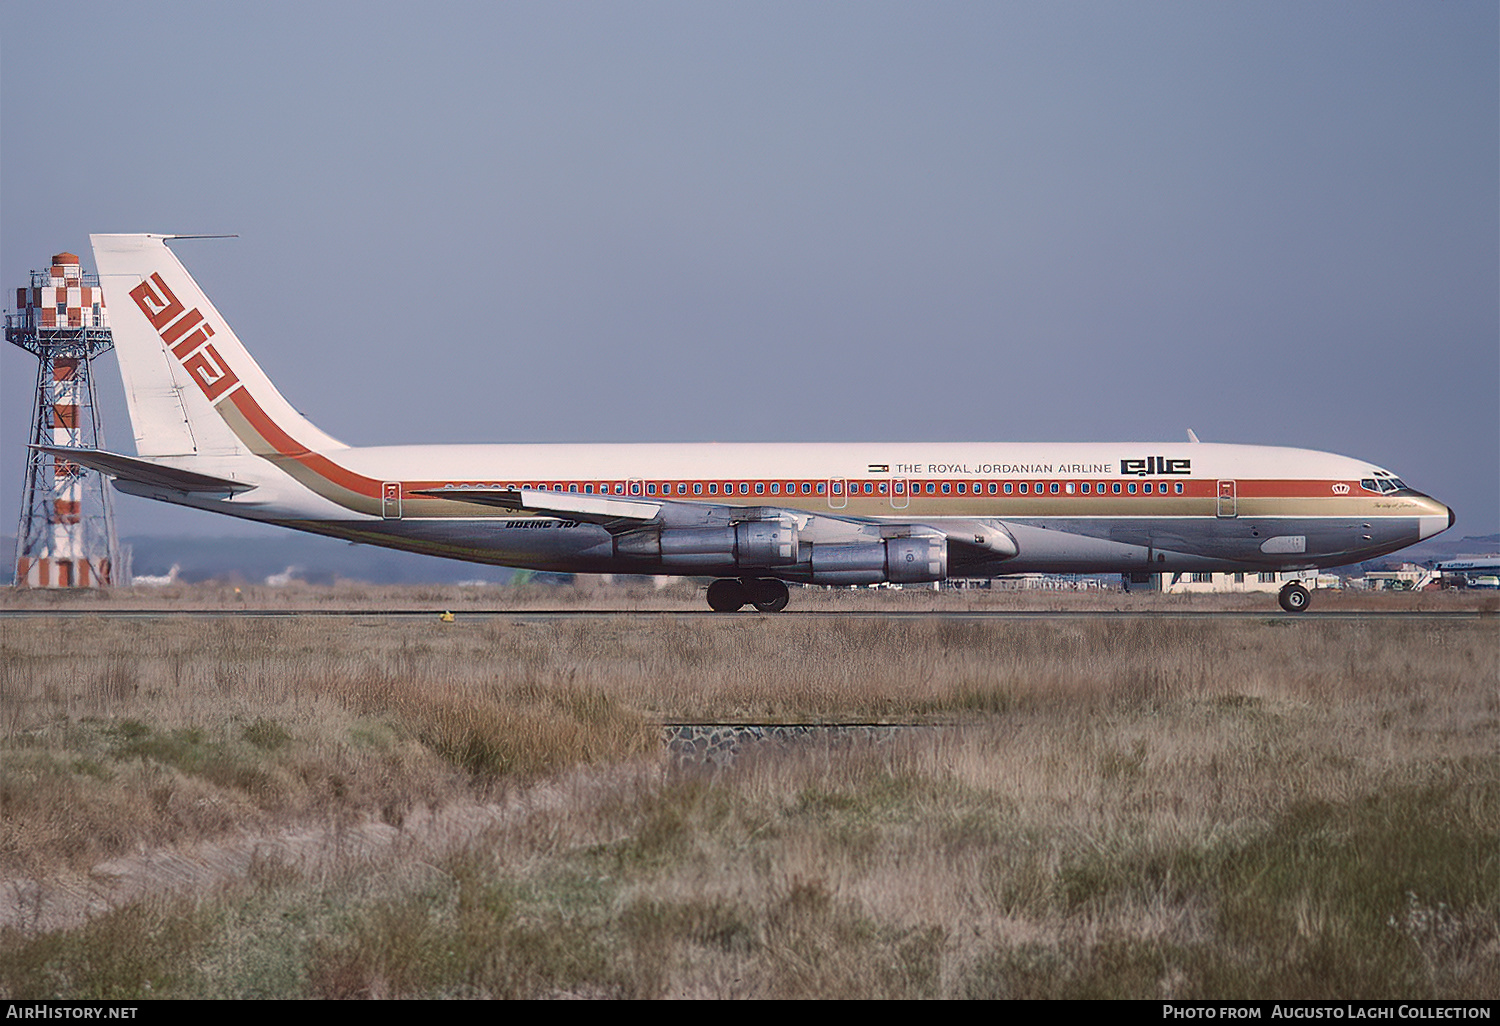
[802,535,948,585]
[615,520,799,569]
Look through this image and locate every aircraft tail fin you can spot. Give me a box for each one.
[90,234,345,459]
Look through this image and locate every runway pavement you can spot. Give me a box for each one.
[0,608,1488,622]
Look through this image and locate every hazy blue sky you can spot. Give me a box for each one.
[4,1,1496,545]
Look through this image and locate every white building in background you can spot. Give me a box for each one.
[1157,570,1340,595]
[1353,563,1437,591]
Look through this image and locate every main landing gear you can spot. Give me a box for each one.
[706,578,790,613]
[1278,582,1312,613]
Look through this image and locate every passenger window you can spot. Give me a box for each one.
[942,483,951,494]
[878,483,887,495]
[817,482,826,494]
[802,482,811,494]
[988,483,997,494]
[1128,483,1137,494]
[1004,483,1013,494]
[1144,483,1153,494]
[1174,482,1183,494]
[1081,483,1090,494]
[957,483,966,494]
[740,483,749,494]
[648,483,657,495]
[771,483,780,494]
[1065,482,1075,494]
[1019,483,1028,494]
[693,483,702,495]
[677,483,687,495]
[708,483,717,495]
[1049,483,1059,494]
[1112,483,1121,494]
[755,482,765,495]
[925,482,935,494]
[833,482,843,494]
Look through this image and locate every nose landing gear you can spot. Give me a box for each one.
[1278,582,1311,613]
[706,577,790,612]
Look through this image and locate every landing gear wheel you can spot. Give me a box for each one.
[746,578,790,613]
[1278,582,1311,613]
[707,578,748,612]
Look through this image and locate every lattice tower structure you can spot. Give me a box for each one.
[6,252,122,587]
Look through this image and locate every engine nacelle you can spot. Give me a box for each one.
[806,536,948,585]
[615,520,799,569]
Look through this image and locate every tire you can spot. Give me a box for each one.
[707,578,748,612]
[1278,583,1311,613]
[747,578,789,613]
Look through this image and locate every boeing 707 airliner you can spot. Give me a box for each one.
[46,234,1453,612]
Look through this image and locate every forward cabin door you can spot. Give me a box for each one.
[1216,479,1237,518]
[382,481,403,519]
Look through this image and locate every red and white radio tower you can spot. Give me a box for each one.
[6,251,123,587]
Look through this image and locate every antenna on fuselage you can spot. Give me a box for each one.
[1186,429,1201,443]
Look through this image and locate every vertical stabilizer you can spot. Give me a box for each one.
[90,234,345,458]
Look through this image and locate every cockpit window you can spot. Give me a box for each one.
[1366,474,1407,494]
[1361,479,1379,493]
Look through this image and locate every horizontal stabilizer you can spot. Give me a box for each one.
[34,446,255,494]
[413,485,662,524]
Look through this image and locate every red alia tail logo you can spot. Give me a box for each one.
[129,272,241,401]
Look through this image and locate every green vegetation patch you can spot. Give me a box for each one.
[0,899,213,1000]
[107,720,281,802]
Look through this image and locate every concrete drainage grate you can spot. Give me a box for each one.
[662,723,917,769]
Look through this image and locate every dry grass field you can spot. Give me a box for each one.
[0,583,1496,998]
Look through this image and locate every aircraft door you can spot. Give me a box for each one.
[890,479,910,509]
[828,479,847,509]
[1216,480,1237,518]
[382,481,403,519]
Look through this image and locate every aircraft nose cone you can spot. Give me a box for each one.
[1419,502,1455,541]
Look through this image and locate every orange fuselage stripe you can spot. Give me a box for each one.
[215,385,1394,516]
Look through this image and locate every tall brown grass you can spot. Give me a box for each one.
[1,606,1495,997]
[2,576,1494,613]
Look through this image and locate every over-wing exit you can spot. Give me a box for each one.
[53,234,1453,613]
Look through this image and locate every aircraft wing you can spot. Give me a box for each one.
[416,485,1018,561]
[33,446,256,494]
[411,486,663,526]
